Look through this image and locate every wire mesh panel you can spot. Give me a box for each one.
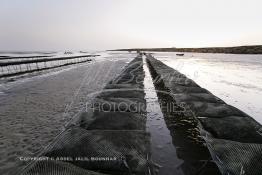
[205,137,262,175]
[21,159,108,175]
[39,127,151,175]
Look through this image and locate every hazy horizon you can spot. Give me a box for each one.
[1,0,262,51]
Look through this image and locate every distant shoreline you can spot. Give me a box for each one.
[110,45,262,54]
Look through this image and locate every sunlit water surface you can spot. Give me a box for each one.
[152,52,262,124]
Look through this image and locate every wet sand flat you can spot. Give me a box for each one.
[0,58,129,174]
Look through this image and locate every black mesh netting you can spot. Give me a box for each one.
[20,159,108,175]
[20,127,151,175]
[146,55,262,175]
[204,137,262,175]
[16,56,151,175]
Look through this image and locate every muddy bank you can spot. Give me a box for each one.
[0,57,129,174]
[146,54,262,175]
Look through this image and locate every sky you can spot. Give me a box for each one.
[0,0,262,51]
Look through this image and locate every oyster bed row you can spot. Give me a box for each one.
[146,54,262,175]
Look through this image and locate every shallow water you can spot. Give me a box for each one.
[143,57,184,175]
[153,52,262,124]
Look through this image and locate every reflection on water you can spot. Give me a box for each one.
[153,52,262,124]
[144,56,221,175]
[143,57,185,175]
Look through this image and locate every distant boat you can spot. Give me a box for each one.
[176,53,184,56]
[64,51,73,54]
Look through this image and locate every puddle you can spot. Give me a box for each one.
[143,56,184,175]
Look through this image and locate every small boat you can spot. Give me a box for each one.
[64,51,73,54]
[176,53,184,56]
